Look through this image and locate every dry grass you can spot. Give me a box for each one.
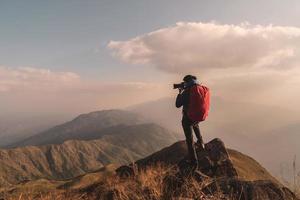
[5,164,243,200]
[72,164,229,200]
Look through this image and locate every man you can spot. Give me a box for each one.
[175,75,205,167]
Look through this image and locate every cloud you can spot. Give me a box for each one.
[108,22,300,73]
[0,66,161,93]
[108,22,300,111]
[0,66,168,114]
[0,67,80,92]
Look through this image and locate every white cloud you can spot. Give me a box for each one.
[108,22,300,111]
[0,66,168,114]
[108,22,300,73]
[0,66,162,93]
[0,67,80,92]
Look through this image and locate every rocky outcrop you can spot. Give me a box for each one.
[116,138,299,200]
[117,138,238,179]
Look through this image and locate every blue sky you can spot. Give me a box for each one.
[1,0,300,114]
[1,0,300,82]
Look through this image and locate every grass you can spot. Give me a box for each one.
[5,164,233,200]
[4,163,297,200]
[76,164,229,200]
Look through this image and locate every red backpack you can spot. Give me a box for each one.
[187,85,210,122]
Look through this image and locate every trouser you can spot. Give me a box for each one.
[181,114,203,164]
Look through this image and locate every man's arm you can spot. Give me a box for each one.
[175,89,186,108]
[175,92,183,108]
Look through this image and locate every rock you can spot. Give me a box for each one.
[175,138,238,179]
[200,138,238,178]
[116,138,237,180]
[115,138,298,200]
[203,178,299,200]
[135,141,187,167]
[205,138,228,163]
[117,139,299,200]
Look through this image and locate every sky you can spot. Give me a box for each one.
[1,0,300,115]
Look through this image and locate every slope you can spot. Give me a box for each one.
[0,123,178,187]
[8,109,147,148]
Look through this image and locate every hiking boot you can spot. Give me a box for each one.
[195,140,205,151]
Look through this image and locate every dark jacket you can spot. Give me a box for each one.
[175,80,199,115]
[175,89,190,115]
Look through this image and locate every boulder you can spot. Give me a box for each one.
[117,138,238,179]
[199,138,238,178]
[115,138,299,200]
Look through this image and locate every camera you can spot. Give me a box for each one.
[173,82,185,89]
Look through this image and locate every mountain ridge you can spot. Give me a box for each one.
[0,122,178,187]
[7,109,149,148]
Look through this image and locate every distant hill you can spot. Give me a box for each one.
[0,164,117,199]
[8,109,149,148]
[0,113,69,147]
[0,123,179,187]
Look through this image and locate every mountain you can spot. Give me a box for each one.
[0,139,136,187]
[1,108,298,199]
[8,109,149,148]
[0,123,179,187]
[2,138,298,200]
[0,113,69,147]
[0,164,117,199]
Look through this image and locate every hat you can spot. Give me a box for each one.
[183,75,197,82]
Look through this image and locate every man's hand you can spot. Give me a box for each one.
[178,88,183,94]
